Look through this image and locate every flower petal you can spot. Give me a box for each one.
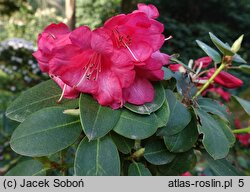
[208,69,243,88]
[52,76,80,99]
[70,26,92,50]
[123,78,154,105]
[91,28,113,55]
[136,3,160,19]
[94,71,123,109]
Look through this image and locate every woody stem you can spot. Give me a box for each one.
[193,63,226,99]
[232,127,250,134]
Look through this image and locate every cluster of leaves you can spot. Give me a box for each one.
[4,32,250,176]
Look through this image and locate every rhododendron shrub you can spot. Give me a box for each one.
[4,4,250,176]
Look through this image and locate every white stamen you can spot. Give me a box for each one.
[57,84,67,103]
[76,66,91,87]
[124,43,140,62]
[195,62,203,75]
[165,35,173,41]
[188,59,193,69]
[193,79,208,84]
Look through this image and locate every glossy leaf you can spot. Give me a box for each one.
[6,80,78,122]
[163,67,174,80]
[154,101,170,128]
[113,109,159,140]
[209,32,235,56]
[74,136,120,176]
[196,40,221,63]
[197,98,229,122]
[217,118,235,147]
[128,162,152,176]
[239,65,250,74]
[5,159,46,176]
[205,153,240,176]
[233,96,250,115]
[111,132,134,154]
[164,114,199,153]
[10,107,81,157]
[196,109,232,159]
[124,82,165,115]
[233,54,247,63]
[79,94,121,140]
[144,140,175,165]
[157,90,191,136]
[157,150,197,175]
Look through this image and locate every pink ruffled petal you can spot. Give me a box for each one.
[123,78,154,105]
[32,50,50,72]
[136,3,160,19]
[70,26,92,50]
[91,28,113,55]
[52,76,80,99]
[111,49,136,88]
[94,71,123,109]
[43,22,70,35]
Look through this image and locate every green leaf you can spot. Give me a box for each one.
[113,109,159,140]
[239,65,250,74]
[205,153,240,176]
[111,132,134,154]
[163,67,174,80]
[231,34,244,53]
[217,117,235,147]
[233,54,247,64]
[157,90,191,136]
[197,98,229,122]
[232,96,250,115]
[154,101,170,128]
[124,82,165,115]
[164,114,199,153]
[74,136,120,176]
[5,159,46,176]
[128,162,152,176]
[157,150,197,175]
[196,109,232,159]
[196,40,221,63]
[6,80,78,122]
[209,32,235,56]
[79,94,121,140]
[144,140,175,165]
[10,107,81,157]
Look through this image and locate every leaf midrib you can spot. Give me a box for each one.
[7,94,61,115]
[11,120,80,142]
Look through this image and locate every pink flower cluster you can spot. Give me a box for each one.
[33,4,170,109]
[169,56,243,101]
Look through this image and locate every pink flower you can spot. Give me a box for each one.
[50,26,133,109]
[123,51,170,105]
[33,23,71,73]
[207,68,243,88]
[33,23,79,100]
[104,7,165,63]
[194,56,212,68]
[133,3,160,19]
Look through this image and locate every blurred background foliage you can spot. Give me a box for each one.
[0,0,250,175]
